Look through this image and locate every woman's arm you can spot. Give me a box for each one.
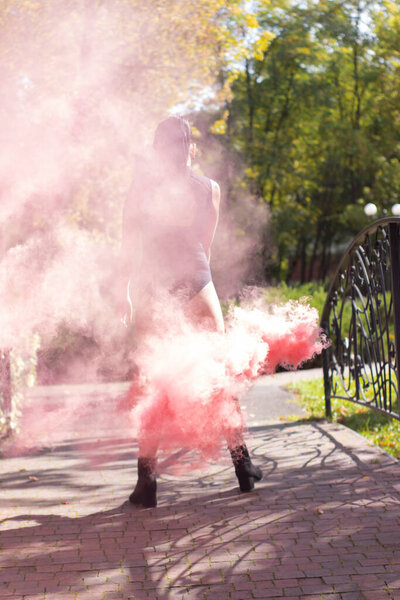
[202,179,220,263]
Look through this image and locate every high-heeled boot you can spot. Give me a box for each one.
[129,457,157,508]
[230,445,263,492]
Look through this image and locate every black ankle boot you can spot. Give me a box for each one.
[230,445,263,492]
[129,457,157,508]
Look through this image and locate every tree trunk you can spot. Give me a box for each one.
[300,236,307,284]
[318,234,331,280]
[286,238,301,282]
[307,221,321,281]
[245,59,254,145]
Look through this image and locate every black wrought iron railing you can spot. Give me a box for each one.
[321,217,400,421]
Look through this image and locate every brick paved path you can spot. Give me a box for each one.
[1,385,400,599]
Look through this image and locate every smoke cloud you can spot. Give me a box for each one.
[0,1,327,462]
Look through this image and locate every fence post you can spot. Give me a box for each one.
[322,347,332,418]
[389,222,400,407]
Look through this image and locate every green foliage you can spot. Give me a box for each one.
[288,377,400,460]
[202,0,400,282]
[0,0,254,250]
[0,335,40,437]
[36,322,134,384]
[262,282,328,322]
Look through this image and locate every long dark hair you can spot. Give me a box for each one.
[153,116,192,173]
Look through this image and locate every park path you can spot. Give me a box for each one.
[1,370,400,600]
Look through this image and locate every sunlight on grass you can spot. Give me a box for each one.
[287,378,400,460]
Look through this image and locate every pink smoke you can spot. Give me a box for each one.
[122,299,327,460]
[0,2,271,358]
[4,296,327,462]
[0,3,328,465]
[0,4,150,355]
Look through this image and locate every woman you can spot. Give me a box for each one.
[119,116,262,508]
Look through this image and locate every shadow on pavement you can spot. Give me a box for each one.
[1,422,400,599]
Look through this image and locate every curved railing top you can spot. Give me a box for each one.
[322,216,400,421]
[321,216,400,328]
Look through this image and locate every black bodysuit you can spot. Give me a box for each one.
[124,165,213,299]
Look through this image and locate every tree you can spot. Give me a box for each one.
[0,0,248,247]
[206,0,397,282]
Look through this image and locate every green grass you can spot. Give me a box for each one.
[287,378,400,461]
[221,282,329,318]
[262,281,328,317]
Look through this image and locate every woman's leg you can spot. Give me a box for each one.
[129,455,158,508]
[128,397,159,508]
[130,388,159,508]
[185,281,225,333]
[186,281,262,492]
[126,293,160,508]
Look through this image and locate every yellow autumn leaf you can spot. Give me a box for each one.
[245,13,259,29]
[210,119,227,135]
[253,31,275,60]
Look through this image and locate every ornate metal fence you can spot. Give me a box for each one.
[321,217,400,421]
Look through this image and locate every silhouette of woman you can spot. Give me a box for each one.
[119,116,262,507]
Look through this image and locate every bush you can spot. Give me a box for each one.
[262,281,328,317]
[36,323,134,385]
[0,334,40,437]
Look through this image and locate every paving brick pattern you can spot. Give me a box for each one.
[1,403,400,599]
